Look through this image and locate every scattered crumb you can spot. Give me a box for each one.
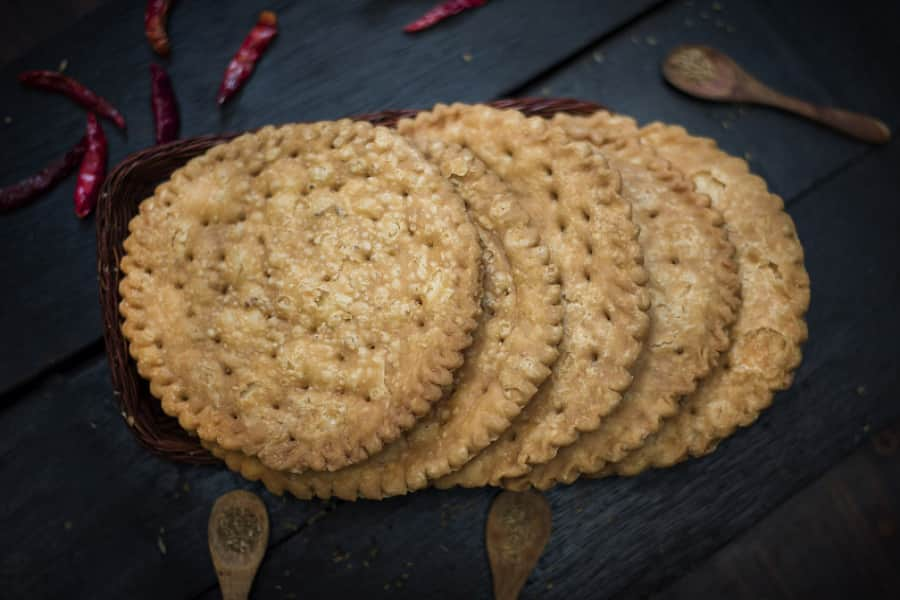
[275,584,282,591]
[726,25,736,33]
[721,121,731,129]
[307,510,328,526]
[58,59,68,72]
[406,561,414,568]
[630,35,640,44]
[700,10,710,19]
[183,482,191,493]
[285,593,297,599]
[857,385,867,396]
[64,520,73,530]
[127,415,135,427]
[592,50,605,64]
[159,526,165,534]
[401,573,409,580]
[369,546,379,559]
[3,116,11,125]
[439,544,449,553]
[462,52,473,62]
[332,549,350,563]
[157,536,167,555]
[546,582,555,590]
[541,86,552,96]
[363,560,370,568]
[743,152,753,161]
[715,19,725,28]
[89,422,97,429]
[645,35,658,46]
[863,424,871,433]
[712,1,722,10]
[384,583,391,591]
[283,569,291,576]
[684,18,694,27]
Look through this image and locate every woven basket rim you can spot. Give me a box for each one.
[96,97,605,463]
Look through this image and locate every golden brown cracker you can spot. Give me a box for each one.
[608,122,809,474]
[207,143,563,499]
[399,104,650,487]
[507,112,741,490]
[119,120,482,474]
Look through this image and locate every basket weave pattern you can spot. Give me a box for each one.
[96,98,604,463]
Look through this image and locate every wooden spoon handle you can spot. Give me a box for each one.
[753,85,891,144]
[216,570,254,600]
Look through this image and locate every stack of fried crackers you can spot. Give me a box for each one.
[119,103,810,500]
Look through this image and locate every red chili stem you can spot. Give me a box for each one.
[18,70,126,130]
[404,0,487,33]
[0,137,87,214]
[216,11,278,105]
[150,64,179,144]
[74,114,108,219]
[145,0,174,56]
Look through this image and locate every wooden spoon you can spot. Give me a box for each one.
[486,490,552,600]
[663,44,891,144]
[208,490,270,600]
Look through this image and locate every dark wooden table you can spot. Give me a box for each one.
[1,1,898,598]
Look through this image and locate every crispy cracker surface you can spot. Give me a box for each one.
[119,120,482,473]
[507,112,741,490]
[607,123,810,475]
[206,143,564,499]
[399,104,650,487]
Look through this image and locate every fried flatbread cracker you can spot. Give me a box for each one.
[607,123,810,474]
[506,112,741,490]
[399,104,650,487]
[119,120,482,473]
[206,142,563,499]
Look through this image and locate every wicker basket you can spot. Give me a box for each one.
[96,97,604,464]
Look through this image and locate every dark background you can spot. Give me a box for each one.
[1,1,898,598]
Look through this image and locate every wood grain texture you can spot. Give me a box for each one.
[658,419,900,600]
[0,0,662,396]
[1,1,899,598]
[520,0,894,199]
[3,128,894,600]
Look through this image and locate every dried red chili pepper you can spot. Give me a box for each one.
[216,11,278,105]
[18,70,126,130]
[404,0,487,33]
[74,114,108,219]
[150,64,179,144]
[145,0,174,56]
[0,137,86,214]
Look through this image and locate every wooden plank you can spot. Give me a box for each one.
[2,130,897,600]
[0,0,663,395]
[657,419,900,599]
[196,140,900,599]
[518,0,894,200]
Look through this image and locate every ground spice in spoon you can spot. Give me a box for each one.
[216,506,263,556]
[668,47,717,84]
